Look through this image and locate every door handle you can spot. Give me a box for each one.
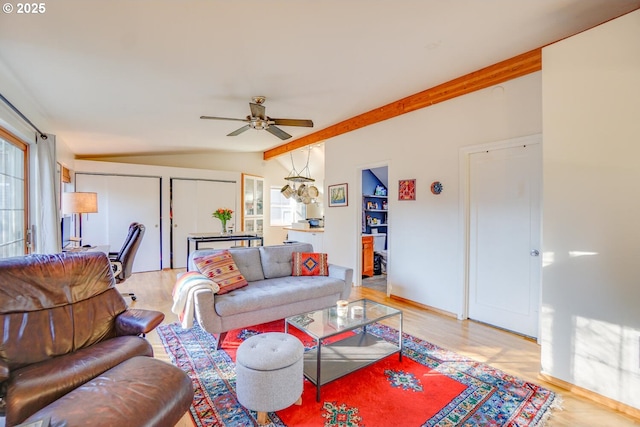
[530,249,540,256]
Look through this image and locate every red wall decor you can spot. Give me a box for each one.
[398,179,416,201]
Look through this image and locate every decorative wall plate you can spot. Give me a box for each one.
[431,181,443,195]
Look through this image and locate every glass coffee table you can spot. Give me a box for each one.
[285,299,403,401]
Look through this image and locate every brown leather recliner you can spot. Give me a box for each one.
[0,252,193,427]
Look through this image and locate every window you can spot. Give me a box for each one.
[270,186,305,226]
[0,127,28,258]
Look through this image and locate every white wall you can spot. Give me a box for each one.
[541,10,640,409]
[74,160,239,269]
[0,58,75,165]
[73,153,286,268]
[324,72,542,316]
[0,105,34,146]
[75,151,294,261]
[0,70,75,245]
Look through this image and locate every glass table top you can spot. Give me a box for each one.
[286,299,401,340]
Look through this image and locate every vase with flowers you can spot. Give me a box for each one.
[212,208,233,235]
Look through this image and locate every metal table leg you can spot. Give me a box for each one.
[316,338,322,401]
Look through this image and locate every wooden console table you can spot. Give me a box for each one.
[186,232,263,261]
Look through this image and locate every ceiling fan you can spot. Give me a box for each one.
[200,96,314,140]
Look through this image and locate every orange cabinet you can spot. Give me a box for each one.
[362,235,374,277]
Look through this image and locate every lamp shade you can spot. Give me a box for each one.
[62,192,98,214]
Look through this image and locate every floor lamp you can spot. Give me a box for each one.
[62,192,98,247]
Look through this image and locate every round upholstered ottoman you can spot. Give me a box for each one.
[236,332,304,425]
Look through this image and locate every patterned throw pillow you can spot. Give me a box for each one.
[193,250,248,294]
[292,252,329,276]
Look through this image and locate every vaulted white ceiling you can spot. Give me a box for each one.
[1,1,638,159]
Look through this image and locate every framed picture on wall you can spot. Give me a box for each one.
[328,183,348,207]
[398,179,416,201]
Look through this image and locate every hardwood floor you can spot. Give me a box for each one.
[362,273,387,293]
[120,269,640,427]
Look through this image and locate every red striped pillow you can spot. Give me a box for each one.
[292,252,329,276]
[193,250,248,294]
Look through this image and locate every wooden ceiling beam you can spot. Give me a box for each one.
[263,48,541,160]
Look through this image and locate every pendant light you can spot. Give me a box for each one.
[281,149,318,204]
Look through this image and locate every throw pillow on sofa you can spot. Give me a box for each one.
[292,252,329,276]
[194,250,248,294]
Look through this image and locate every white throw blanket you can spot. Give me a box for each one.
[172,271,219,328]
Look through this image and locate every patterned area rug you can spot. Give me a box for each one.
[157,320,559,427]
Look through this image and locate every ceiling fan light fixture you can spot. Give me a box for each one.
[200,96,313,140]
[253,119,267,130]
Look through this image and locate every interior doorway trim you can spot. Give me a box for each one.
[458,133,542,321]
[356,160,390,292]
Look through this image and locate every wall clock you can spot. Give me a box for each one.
[431,181,443,195]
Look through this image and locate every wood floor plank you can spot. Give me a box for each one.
[119,270,640,427]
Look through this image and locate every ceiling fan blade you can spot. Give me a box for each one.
[249,102,266,120]
[227,124,251,136]
[271,118,314,127]
[200,116,250,123]
[266,125,292,140]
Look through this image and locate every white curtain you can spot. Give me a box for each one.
[33,133,60,253]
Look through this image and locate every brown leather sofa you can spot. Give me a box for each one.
[0,252,194,427]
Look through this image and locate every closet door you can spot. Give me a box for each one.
[171,178,237,268]
[468,143,541,338]
[76,174,161,272]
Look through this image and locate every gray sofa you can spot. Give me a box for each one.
[187,242,353,348]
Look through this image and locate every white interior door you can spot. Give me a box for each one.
[468,143,541,338]
[171,178,237,268]
[76,174,161,272]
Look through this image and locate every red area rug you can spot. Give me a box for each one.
[157,320,559,426]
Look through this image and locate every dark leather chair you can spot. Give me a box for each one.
[109,222,145,301]
[0,252,194,427]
